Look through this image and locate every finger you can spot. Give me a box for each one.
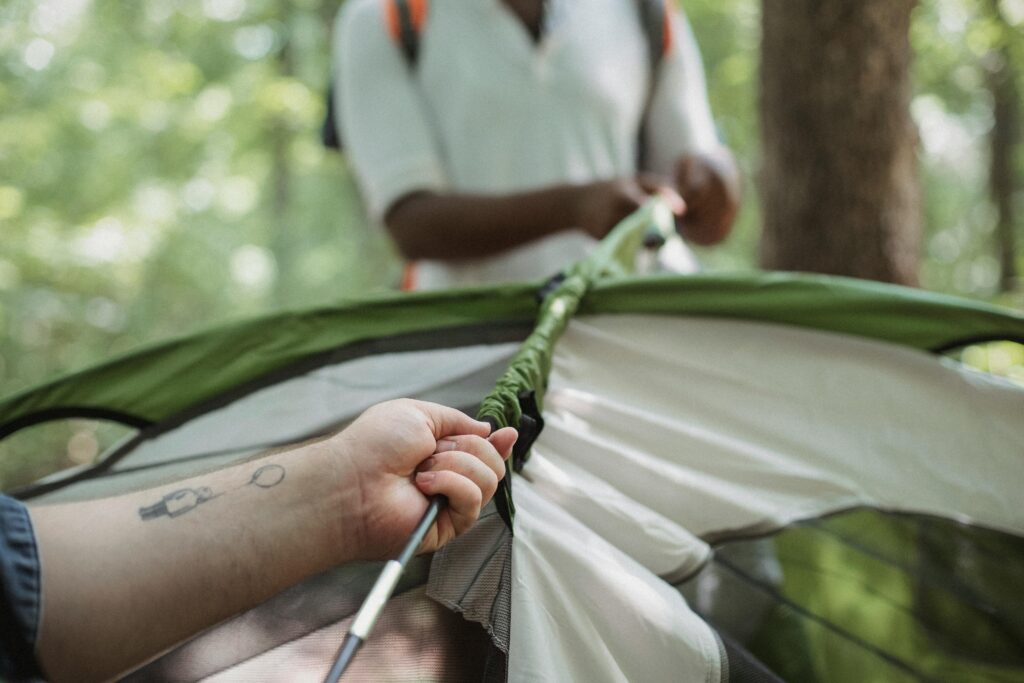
[488,427,518,461]
[636,174,686,216]
[675,155,711,197]
[419,449,500,503]
[435,433,507,480]
[415,470,484,537]
[416,401,491,440]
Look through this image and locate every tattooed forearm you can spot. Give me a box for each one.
[138,463,286,521]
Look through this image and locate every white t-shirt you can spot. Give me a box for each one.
[335,0,719,289]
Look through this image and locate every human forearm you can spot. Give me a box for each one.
[384,186,583,260]
[33,442,347,682]
[385,177,688,261]
[29,399,515,683]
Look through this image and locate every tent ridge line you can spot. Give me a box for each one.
[11,321,535,500]
[0,406,151,442]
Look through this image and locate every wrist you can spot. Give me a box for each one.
[558,182,590,235]
[284,439,360,567]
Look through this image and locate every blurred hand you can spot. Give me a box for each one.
[329,399,517,560]
[674,148,741,246]
[572,177,685,240]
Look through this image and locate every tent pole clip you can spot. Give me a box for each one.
[536,272,567,303]
[512,390,544,473]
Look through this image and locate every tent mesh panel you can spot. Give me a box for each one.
[125,541,509,682]
[684,509,1024,683]
[717,630,785,683]
[201,586,495,682]
[428,509,512,653]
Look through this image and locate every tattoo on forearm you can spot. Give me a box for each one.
[138,464,286,521]
[139,487,218,520]
[249,464,286,488]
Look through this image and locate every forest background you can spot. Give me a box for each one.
[0,0,1022,485]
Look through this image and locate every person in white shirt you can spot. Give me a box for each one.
[334,0,740,290]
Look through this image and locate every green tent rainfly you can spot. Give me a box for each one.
[3,203,1024,681]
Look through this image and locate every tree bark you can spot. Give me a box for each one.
[759,0,921,285]
[987,1,1020,293]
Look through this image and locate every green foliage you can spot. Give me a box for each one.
[0,0,1021,483]
[0,0,397,402]
[913,0,1024,297]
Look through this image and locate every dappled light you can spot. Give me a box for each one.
[958,341,1024,385]
[0,418,134,490]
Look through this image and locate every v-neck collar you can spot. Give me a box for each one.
[493,0,555,48]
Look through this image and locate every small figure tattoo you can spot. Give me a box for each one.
[139,487,217,520]
[139,463,286,521]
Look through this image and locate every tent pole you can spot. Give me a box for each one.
[322,497,443,682]
[323,199,674,680]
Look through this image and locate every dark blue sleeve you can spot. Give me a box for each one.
[0,494,43,681]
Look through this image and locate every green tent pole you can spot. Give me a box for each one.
[321,198,676,680]
[477,197,677,521]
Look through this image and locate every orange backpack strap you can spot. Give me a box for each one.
[383,0,428,65]
[400,262,418,291]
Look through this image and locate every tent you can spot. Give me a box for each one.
[3,204,1024,682]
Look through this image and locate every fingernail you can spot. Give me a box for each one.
[436,439,457,452]
[417,471,435,484]
[417,456,436,472]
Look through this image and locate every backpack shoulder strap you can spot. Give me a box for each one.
[383,0,428,67]
[322,0,429,150]
[634,0,671,167]
[635,0,672,70]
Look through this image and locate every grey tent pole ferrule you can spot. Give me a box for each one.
[349,560,403,640]
[323,497,442,682]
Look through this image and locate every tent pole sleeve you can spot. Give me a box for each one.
[476,198,676,526]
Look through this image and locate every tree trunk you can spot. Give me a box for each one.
[759,0,921,285]
[987,1,1020,293]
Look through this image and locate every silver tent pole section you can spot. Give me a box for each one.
[322,497,443,683]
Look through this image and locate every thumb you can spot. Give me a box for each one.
[420,402,491,440]
[636,174,685,216]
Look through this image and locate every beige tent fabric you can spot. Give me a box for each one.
[536,315,1024,538]
[507,314,1023,682]
[510,481,722,683]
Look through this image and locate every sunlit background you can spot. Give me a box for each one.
[1,0,1022,485]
